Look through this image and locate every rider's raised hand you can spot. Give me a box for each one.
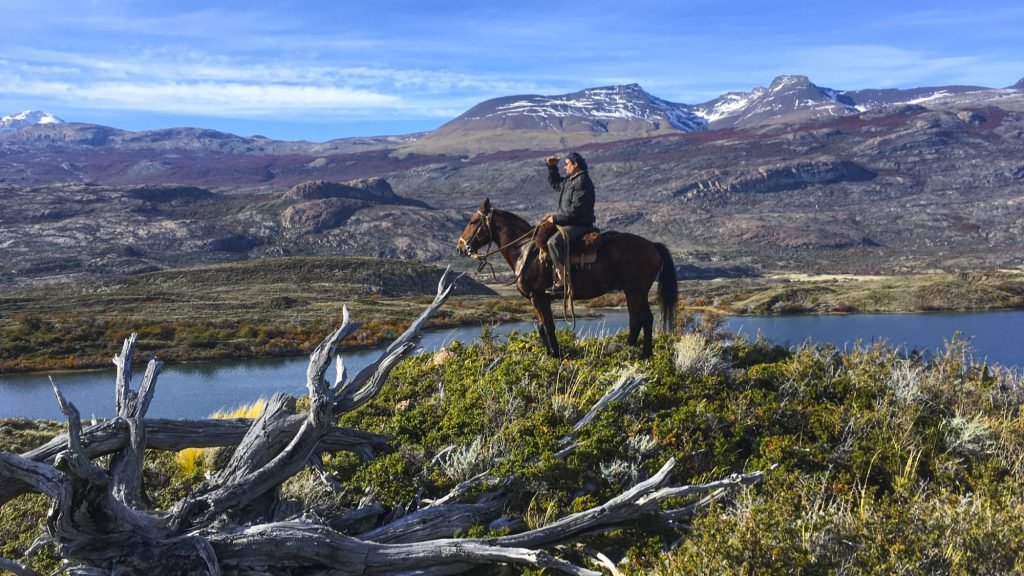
[546,155,559,167]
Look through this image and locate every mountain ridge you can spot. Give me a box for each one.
[6,74,1021,148]
[2,74,1024,286]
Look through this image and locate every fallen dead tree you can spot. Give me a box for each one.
[0,269,763,575]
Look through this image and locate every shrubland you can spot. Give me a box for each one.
[0,257,526,373]
[2,304,1022,574]
[682,269,1024,314]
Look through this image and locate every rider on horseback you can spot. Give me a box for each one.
[543,152,596,295]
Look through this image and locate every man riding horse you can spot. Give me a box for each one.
[543,152,595,295]
[456,151,677,358]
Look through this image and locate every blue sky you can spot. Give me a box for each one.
[2,0,1022,141]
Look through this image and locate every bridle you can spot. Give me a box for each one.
[461,209,493,253]
[458,209,537,279]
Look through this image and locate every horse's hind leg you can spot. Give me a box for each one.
[641,315,654,358]
[625,289,655,358]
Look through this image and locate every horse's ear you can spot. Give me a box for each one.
[482,198,491,213]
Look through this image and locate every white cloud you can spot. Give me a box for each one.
[3,78,403,117]
[0,45,553,120]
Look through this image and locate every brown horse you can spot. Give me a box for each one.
[457,199,678,358]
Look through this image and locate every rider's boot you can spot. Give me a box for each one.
[546,267,565,296]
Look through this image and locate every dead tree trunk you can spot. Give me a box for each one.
[0,268,763,575]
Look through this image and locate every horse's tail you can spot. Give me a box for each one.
[655,243,678,332]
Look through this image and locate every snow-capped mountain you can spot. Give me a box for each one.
[692,75,860,128]
[432,83,706,137]
[691,75,1009,129]
[1,110,64,132]
[391,75,1024,155]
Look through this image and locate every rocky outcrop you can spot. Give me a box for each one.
[280,198,365,232]
[674,159,875,197]
[956,110,988,126]
[279,178,431,234]
[282,178,398,202]
[730,160,876,194]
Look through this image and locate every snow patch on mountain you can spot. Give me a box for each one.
[695,90,761,123]
[906,91,952,105]
[1,110,65,132]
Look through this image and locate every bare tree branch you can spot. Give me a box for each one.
[0,558,43,576]
[0,452,63,499]
[208,520,600,576]
[0,417,388,507]
[112,334,137,417]
[557,372,644,459]
[334,267,461,415]
[111,356,163,507]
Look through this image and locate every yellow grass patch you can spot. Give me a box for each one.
[209,397,268,420]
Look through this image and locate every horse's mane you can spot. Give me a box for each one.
[490,208,533,233]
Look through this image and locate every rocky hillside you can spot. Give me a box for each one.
[0,177,462,287]
[387,104,1024,275]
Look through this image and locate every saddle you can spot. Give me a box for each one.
[534,220,602,266]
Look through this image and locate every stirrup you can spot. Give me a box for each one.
[545,284,564,296]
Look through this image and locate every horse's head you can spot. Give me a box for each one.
[456,199,494,257]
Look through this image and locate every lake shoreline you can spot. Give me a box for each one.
[7,300,1024,377]
[5,308,1024,421]
[5,267,1024,375]
[4,300,1024,376]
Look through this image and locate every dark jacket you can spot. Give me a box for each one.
[547,165,595,227]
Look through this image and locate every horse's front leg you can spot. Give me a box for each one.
[624,290,642,346]
[531,294,560,357]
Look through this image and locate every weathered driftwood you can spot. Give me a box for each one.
[0,557,42,576]
[0,412,390,508]
[556,371,644,459]
[0,268,763,575]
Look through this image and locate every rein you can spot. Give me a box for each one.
[467,212,537,281]
[462,208,580,329]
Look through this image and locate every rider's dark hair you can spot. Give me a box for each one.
[565,152,588,171]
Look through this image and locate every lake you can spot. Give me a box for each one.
[1,310,1022,420]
